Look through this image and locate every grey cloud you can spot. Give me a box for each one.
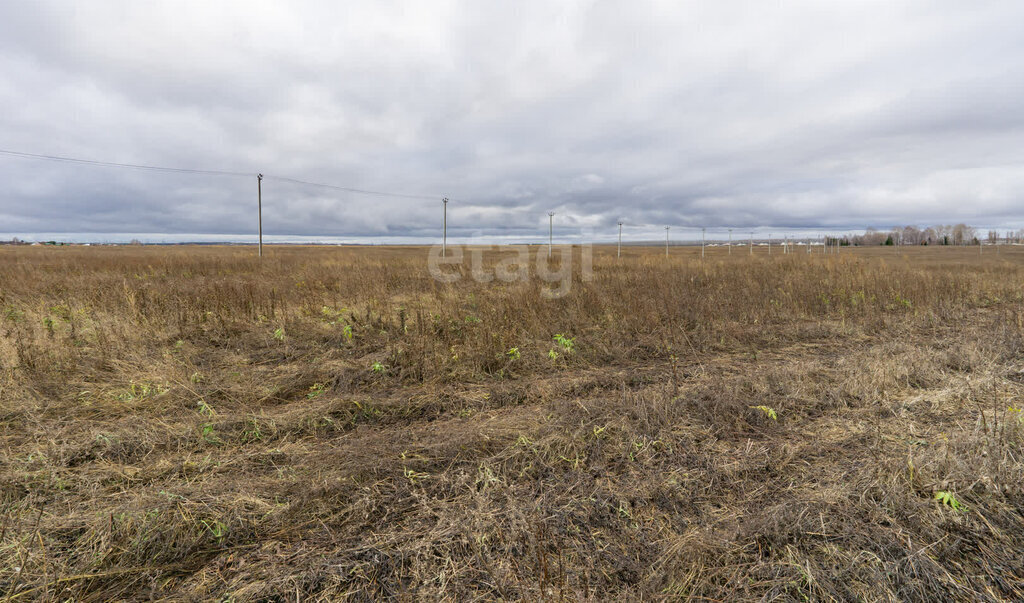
[2,0,1024,242]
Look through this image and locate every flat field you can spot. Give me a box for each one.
[1,244,1023,600]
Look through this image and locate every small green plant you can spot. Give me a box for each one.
[548,349,559,362]
[242,416,264,442]
[404,467,430,484]
[201,423,222,445]
[934,490,966,511]
[507,347,521,360]
[371,361,385,373]
[197,399,216,417]
[1009,406,1023,423]
[749,405,778,420]
[273,327,285,341]
[200,519,228,544]
[553,333,575,352]
[307,383,326,399]
[342,324,353,340]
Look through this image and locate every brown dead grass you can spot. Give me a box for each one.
[1,243,1023,601]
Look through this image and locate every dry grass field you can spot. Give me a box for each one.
[1,243,1023,601]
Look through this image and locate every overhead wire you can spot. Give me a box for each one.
[0,147,446,201]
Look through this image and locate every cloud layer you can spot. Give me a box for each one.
[2,1,1024,241]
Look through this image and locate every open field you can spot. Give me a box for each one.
[2,244,1024,600]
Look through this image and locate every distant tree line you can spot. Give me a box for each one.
[849,224,1024,246]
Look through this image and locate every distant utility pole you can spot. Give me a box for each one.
[442,197,449,258]
[749,231,753,255]
[665,226,670,257]
[768,233,772,255]
[617,221,623,259]
[701,227,706,259]
[257,173,263,258]
[728,228,732,255]
[548,212,555,258]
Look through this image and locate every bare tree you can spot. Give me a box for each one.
[901,225,921,246]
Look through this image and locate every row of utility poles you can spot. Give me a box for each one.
[435,195,850,260]
[252,185,948,259]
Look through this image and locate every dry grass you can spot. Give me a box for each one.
[1,243,1023,601]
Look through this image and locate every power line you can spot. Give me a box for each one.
[0,148,251,177]
[264,175,438,201]
[0,147,444,201]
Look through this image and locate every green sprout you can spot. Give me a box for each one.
[749,405,778,420]
[934,490,967,511]
[197,399,216,417]
[553,333,575,352]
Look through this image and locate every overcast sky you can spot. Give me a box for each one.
[2,1,1024,241]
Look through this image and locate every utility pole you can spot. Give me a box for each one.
[728,228,732,255]
[442,197,448,258]
[768,233,771,255]
[257,173,263,258]
[749,231,753,255]
[548,212,555,259]
[665,226,670,258]
[617,221,623,259]
[701,227,706,259]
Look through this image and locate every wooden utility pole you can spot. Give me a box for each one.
[617,221,623,259]
[442,198,448,257]
[548,212,555,258]
[257,173,263,258]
